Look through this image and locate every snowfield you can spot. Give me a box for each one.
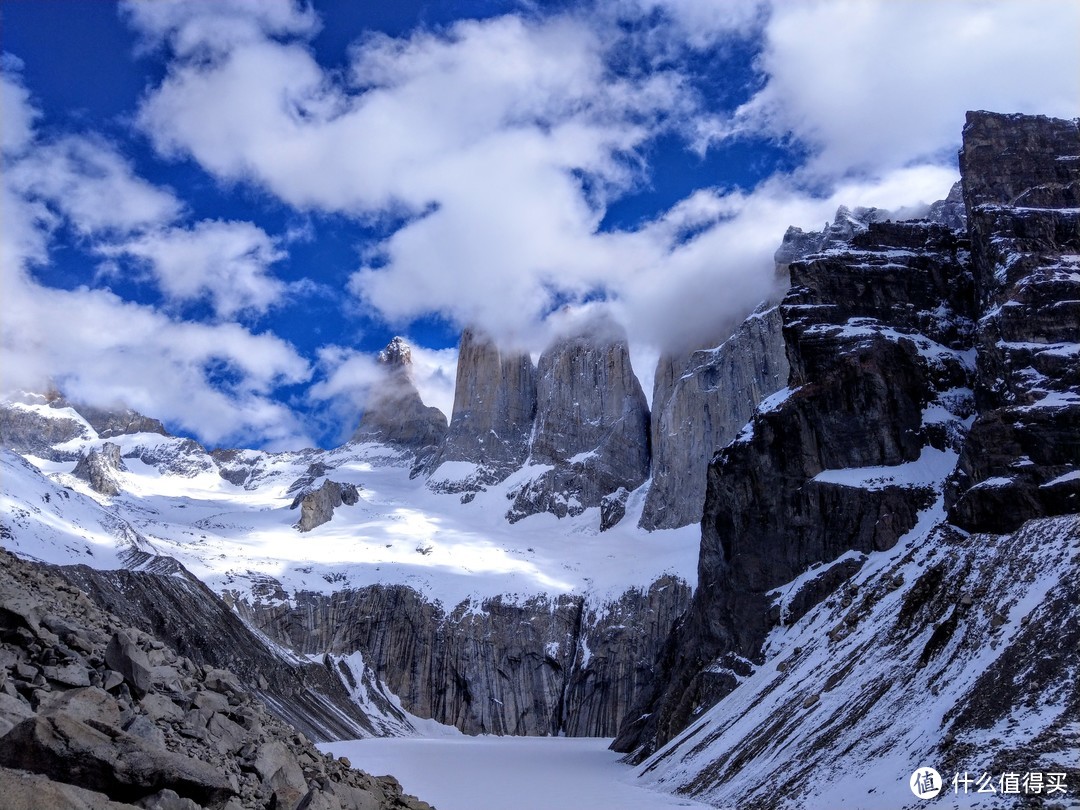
[1,415,700,613]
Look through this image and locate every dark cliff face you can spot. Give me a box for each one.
[615,111,1080,760]
[945,112,1080,531]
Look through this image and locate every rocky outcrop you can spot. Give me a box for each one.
[0,395,91,461]
[351,337,447,456]
[61,402,168,440]
[290,480,360,532]
[616,203,977,758]
[57,556,411,744]
[506,321,650,525]
[945,111,1080,531]
[0,548,433,810]
[640,306,788,530]
[427,328,537,493]
[72,442,126,497]
[614,111,1080,764]
[240,578,690,739]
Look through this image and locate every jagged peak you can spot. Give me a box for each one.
[378,336,412,368]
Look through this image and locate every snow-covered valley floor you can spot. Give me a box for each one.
[320,736,712,810]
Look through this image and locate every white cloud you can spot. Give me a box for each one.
[408,344,458,421]
[0,63,313,449]
[126,0,1079,366]
[101,220,288,319]
[121,0,319,57]
[731,0,1080,176]
[0,63,38,155]
[6,136,183,237]
[617,0,767,48]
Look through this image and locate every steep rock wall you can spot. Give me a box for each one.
[506,324,650,525]
[640,306,788,530]
[240,577,691,738]
[427,328,537,492]
[616,214,978,758]
[615,110,1080,761]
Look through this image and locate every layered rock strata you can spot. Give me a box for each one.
[0,548,432,810]
[945,111,1080,530]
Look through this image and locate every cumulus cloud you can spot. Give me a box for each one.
[729,0,1080,176]
[0,65,313,448]
[122,0,1080,363]
[100,220,288,319]
[10,0,1076,452]
[121,0,319,57]
[0,60,38,155]
[6,136,183,237]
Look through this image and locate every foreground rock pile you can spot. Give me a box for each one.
[0,548,433,810]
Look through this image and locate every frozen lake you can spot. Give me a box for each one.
[319,736,712,810]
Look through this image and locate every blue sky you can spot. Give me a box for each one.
[2,0,1077,450]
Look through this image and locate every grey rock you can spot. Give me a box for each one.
[0,393,90,460]
[63,401,169,440]
[0,713,236,807]
[427,327,537,491]
[640,305,788,530]
[106,630,153,697]
[136,789,202,810]
[203,668,243,695]
[0,766,137,810]
[291,480,361,532]
[71,442,126,496]
[254,741,307,809]
[926,180,967,230]
[123,714,168,749]
[0,691,35,736]
[507,320,650,523]
[352,337,447,452]
[599,487,629,531]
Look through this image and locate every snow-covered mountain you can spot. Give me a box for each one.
[1,110,1077,809]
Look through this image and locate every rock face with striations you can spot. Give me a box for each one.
[506,320,650,525]
[640,305,788,531]
[351,337,447,456]
[427,328,537,492]
[614,111,1080,762]
[239,575,691,738]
